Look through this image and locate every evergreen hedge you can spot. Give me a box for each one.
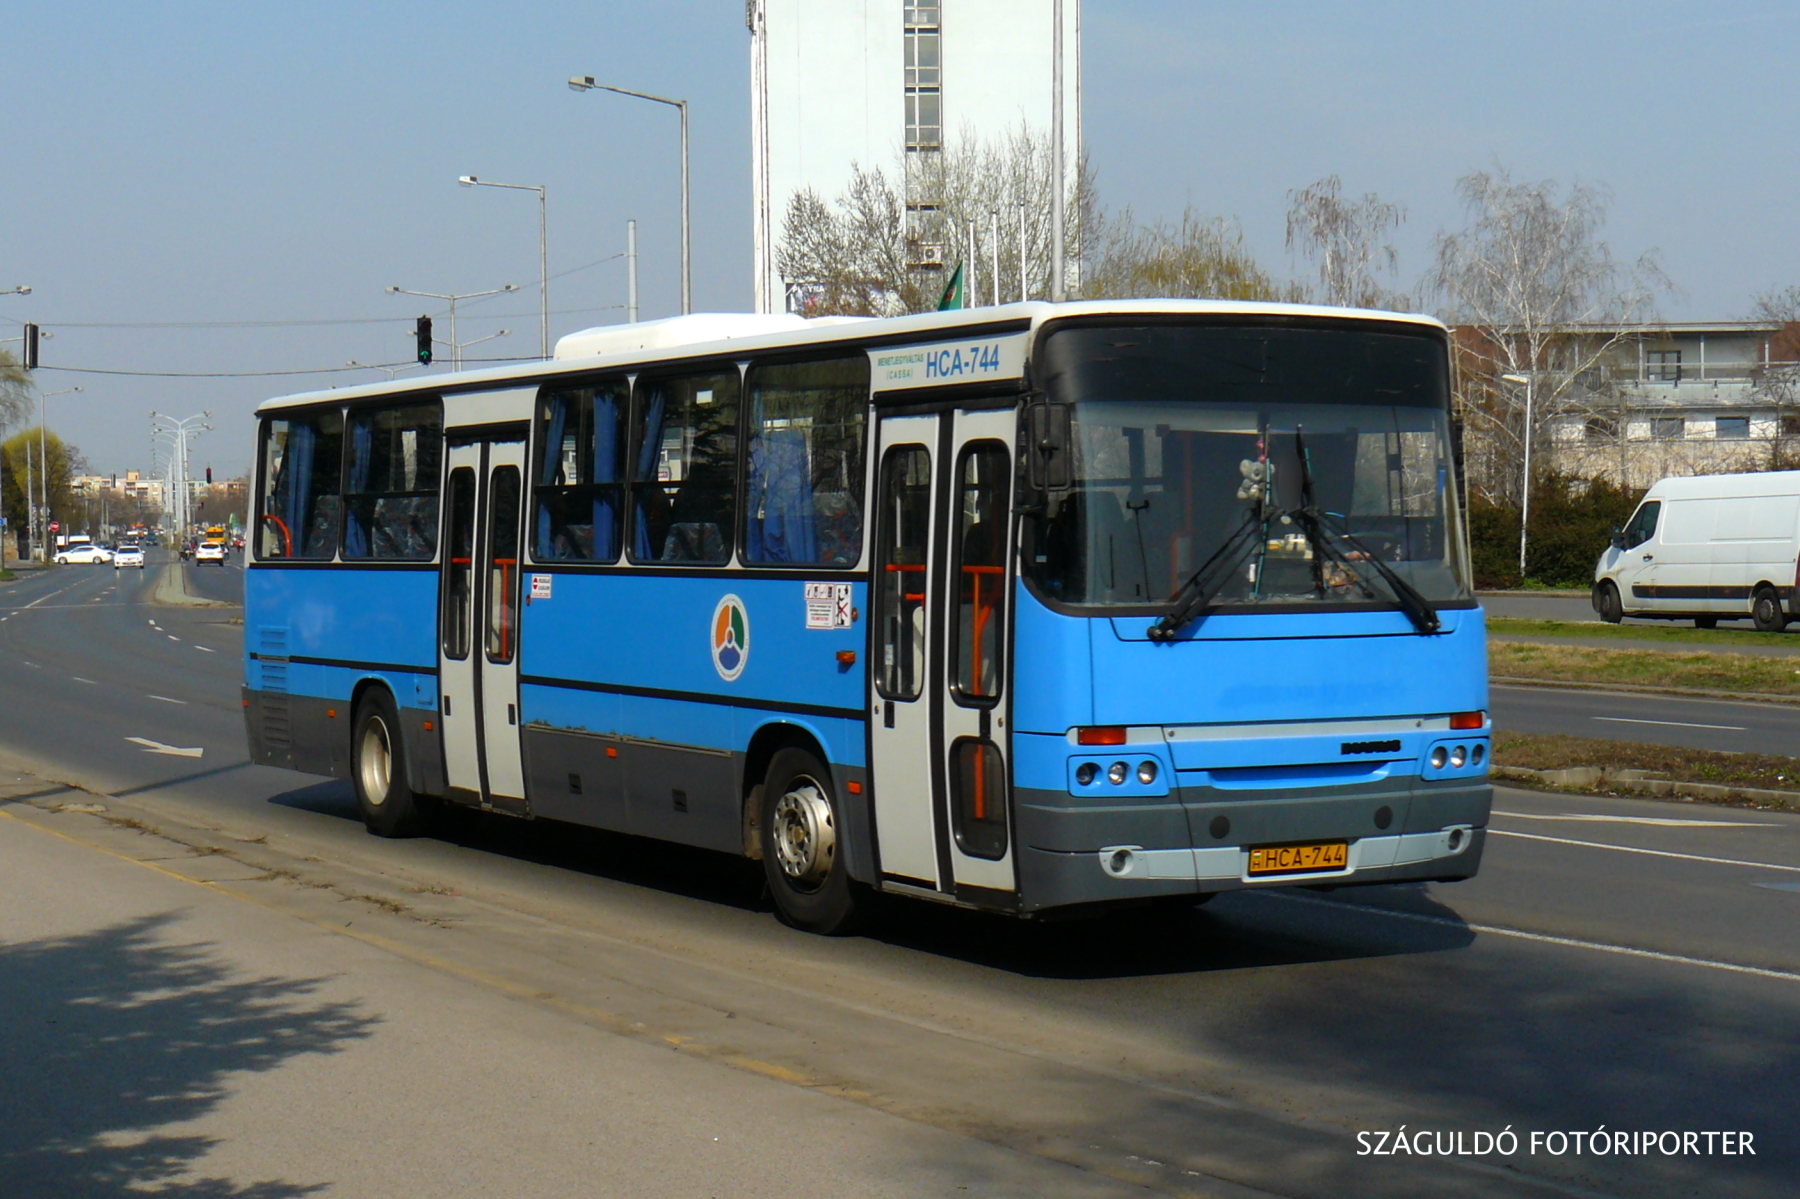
[1467,472,1643,589]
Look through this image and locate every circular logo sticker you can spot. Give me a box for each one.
[711,594,750,682]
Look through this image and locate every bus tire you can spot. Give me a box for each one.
[353,689,424,838]
[1594,581,1623,624]
[1753,586,1788,633]
[759,748,860,935]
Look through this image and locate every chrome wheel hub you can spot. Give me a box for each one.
[359,717,392,807]
[771,779,835,885]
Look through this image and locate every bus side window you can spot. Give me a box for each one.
[534,379,626,563]
[952,442,1010,702]
[342,402,443,561]
[875,446,931,700]
[742,355,869,567]
[442,468,476,660]
[629,369,739,564]
[257,410,344,561]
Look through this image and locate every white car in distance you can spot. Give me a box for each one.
[194,541,227,566]
[55,543,113,565]
[114,544,146,569]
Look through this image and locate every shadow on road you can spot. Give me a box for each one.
[0,913,376,1197]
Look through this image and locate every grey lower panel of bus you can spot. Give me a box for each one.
[243,686,445,798]
[1013,776,1492,913]
[520,725,877,881]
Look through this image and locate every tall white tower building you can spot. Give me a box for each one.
[747,0,1081,314]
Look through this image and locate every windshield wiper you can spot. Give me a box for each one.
[1146,509,1264,642]
[1289,427,1441,635]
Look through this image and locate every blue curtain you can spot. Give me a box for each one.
[278,422,315,556]
[536,397,568,557]
[592,389,618,561]
[342,419,373,557]
[633,387,665,559]
[746,427,816,563]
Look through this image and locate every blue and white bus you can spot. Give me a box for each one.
[243,301,1491,932]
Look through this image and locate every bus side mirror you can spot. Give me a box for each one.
[1027,402,1072,491]
[1610,527,1626,550]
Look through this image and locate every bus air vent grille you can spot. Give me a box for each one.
[258,626,290,659]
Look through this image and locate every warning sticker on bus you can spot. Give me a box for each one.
[805,582,853,629]
[530,575,552,600]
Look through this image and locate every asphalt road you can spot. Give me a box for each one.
[1,555,1797,1197]
[1491,684,1800,757]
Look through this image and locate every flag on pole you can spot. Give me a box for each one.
[936,261,965,311]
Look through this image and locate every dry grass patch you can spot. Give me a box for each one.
[1490,641,1800,695]
[1494,731,1800,792]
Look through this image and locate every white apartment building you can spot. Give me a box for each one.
[747,0,1081,314]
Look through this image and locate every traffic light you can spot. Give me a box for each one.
[22,323,38,369]
[415,315,433,365]
[205,466,213,485]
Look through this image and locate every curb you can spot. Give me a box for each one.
[1494,764,1800,809]
[148,562,232,609]
[1489,675,1800,706]
[1477,589,1591,599]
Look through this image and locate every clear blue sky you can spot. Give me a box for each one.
[3,0,1795,477]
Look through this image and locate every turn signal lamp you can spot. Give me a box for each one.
[1077,726,1127,746]
[1449,711,1485,730]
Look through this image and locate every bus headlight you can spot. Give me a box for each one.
[1075,762,1097,787]
[1430,746,1449,770]
[1451,745,1467,769]
[1137,760,1158,785]
[1107,761,1128,785]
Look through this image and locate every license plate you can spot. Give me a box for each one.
[1247,841,1349,876]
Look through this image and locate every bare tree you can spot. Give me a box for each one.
[1285,176,1407,309]
[776,125,1091,317]
[1086,207,1302,302]
[1427,166,1671,505]
[0,348,31,432]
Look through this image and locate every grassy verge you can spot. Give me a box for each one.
[1487,616,1794,649]
[1490,640,1800,695]
[1494,731,1800,793]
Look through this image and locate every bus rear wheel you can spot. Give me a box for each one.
[353,690,424,837]
[759,748,861,935]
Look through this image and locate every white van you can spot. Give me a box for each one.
[1593,470,1800,631]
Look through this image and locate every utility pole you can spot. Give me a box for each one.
[627,220,639,323]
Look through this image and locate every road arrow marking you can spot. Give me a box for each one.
[125,737,203,758]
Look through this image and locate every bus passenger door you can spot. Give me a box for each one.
[438,448,483,802]
[870,417,942,888]
[478,441,528,809]
[437,437,528,810]
[939,410,1016,897]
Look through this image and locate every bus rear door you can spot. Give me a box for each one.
[869,405,1017,903]
[438,435,528,812]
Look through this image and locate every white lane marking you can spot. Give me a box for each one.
[167,635,180,642]
[24,587,76,609]
[146,620,156,627]
[146,694,187,705]
[193,645,215,653]
[124,736,203,758]
[70,677,97,685]
[1490,828,1800,873]
[1592,716,1748,731]
[1270,891,1800,984]
[21,661,39,669]
[1493,810,1779,829]
[1754,879,1800,894]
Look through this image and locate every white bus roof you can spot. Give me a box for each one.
[256,299,1448,414]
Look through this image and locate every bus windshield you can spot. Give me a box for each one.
[1023,321,1471,611]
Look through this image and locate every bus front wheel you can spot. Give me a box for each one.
[353,690,424,838]
[759,748,861,935]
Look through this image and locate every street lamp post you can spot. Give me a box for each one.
[38,386,81,557]
[386,284,517,371]
[568,77,689,315]
[1,286,30,561]
[151,412,211,547]
[346,360,423,381]
[459,176,549,358]
[1502,372,1535,578]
